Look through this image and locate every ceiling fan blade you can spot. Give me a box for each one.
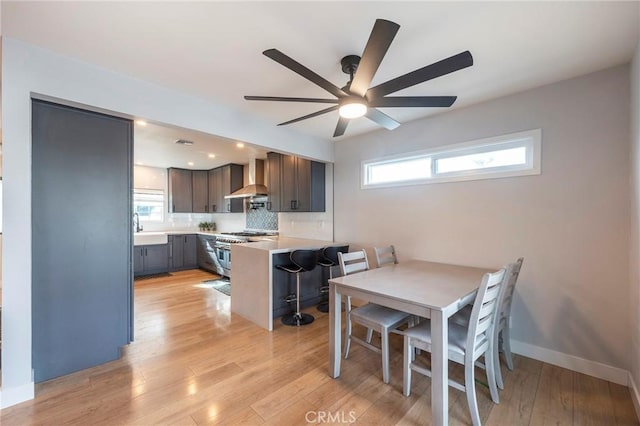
[277,105,338,126]
[263,49,347,98]
[350,19,400,97]
[365,108,400,130]
[369,96,457,108]
[244,96,338,104]
[367,51,473,99]
[333,117,349,137]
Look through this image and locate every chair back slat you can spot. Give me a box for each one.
[338,250,370,276]
[374,245,397,267]
[498,258,524,326]
[466,268,507,359]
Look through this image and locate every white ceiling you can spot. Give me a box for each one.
[2,1,639,166]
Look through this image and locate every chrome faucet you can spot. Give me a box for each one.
[133,212,143,233]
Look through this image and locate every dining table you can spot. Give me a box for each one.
[328,259,494,426]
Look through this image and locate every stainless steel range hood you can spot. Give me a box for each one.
[225,158,268,199]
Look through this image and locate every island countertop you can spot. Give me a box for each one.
[231,237,347,330]
[239,237,339,253]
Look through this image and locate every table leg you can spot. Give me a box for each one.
[328,282,341,378]
[431,310,448,426]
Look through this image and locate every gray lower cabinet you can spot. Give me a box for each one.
[133,244,169,277]
[170,234,197,270]
[197,234,219,273]
[271,252,326,318]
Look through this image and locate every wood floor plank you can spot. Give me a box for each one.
[484,357,540,426]
[574,373,618,425]
[609,382,640,425]
[529,364,574,426]
[1,269,637,426]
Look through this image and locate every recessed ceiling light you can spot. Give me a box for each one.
[236,142,245,148]
[135,161,144,166]
[188,161,195,166]
[208,153,216,158]
[135,120,147,126]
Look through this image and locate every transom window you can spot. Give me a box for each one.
[133,189,164,222]
[362,129,541,188]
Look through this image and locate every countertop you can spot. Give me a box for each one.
[235,237,339,254]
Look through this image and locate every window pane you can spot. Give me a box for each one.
[367,157,431,184]
[435,146,526,174]
[133,189,164,221]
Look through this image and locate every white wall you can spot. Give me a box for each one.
[0,37,333,407]
[335,65,631,382]
[630,38,640,413]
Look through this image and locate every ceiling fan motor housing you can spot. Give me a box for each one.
[341,55,361,78]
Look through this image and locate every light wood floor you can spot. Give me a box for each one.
[1,269,638,425]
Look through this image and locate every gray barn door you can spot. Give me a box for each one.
[32,100,133,383]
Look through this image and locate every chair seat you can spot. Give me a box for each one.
[403,319,471,356]
[351,303,411,328]
[449,304,472,327]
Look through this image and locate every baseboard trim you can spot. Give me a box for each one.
[630,372,640,421]
[511,340,628,385]
[1,381,35,408]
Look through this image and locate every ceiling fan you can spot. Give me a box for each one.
[244,19,473,138]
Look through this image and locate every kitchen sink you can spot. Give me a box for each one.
[133,232,168,246]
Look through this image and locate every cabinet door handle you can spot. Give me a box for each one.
[172,204,176,213]
[291,200,295,210]
[212,204,217,212]
[227,203,230,212]
[145,248,147,256]
[266,201,272,210]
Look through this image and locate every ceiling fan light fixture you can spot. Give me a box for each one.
[338,99,367,119]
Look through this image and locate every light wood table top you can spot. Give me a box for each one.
[328,259,494,426]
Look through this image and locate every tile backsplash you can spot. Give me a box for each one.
[246,205,278,230]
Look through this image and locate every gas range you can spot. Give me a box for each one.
[213,231,277,278]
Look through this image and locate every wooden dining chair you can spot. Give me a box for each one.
[401,267,508,426]
[338,250,412,384]
[374,245,398,267]
[450,258,524,389]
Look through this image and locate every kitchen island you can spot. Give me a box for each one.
[231,237,341,330]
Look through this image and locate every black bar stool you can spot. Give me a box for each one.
[276,249,319,326]
[317,245,350,312]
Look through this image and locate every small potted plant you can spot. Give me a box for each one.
[198,221,206,232]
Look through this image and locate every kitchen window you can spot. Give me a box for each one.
[133,189,164,222]
[362,129,541,188]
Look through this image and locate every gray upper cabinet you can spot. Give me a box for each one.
[221,164,244,213]
[208,164,244,213]
[269,152,325,212]
[168,168,192,213]
[169,164,243,214]
[266,152,282,212]
[208,167,223,213]
[192,170,209,213]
